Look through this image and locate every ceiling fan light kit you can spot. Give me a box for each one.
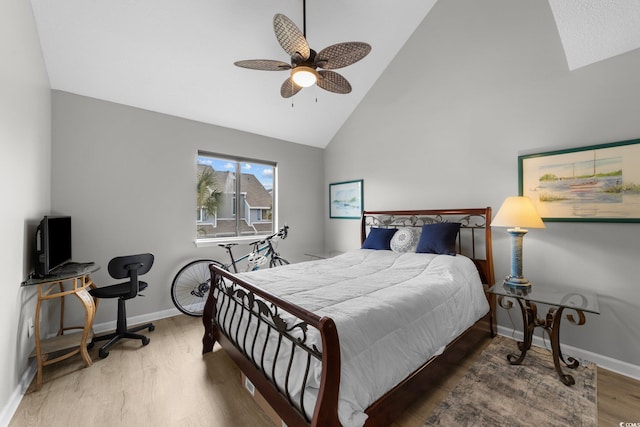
[291,66,318,87]
[234,0,371,98]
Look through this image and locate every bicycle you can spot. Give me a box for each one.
[170,225,290,316]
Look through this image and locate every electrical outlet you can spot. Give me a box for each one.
[243,376,255,396]
[27,318,35,338]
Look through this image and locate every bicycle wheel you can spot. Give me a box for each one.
[171,259,225,317]
[269,256,290,268]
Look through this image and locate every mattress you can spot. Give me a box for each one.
[219,249,489,427]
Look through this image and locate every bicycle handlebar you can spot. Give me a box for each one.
[214,226,289,251]
[264,225,289,241]
[277,224,289,240]
[251,225,289,246]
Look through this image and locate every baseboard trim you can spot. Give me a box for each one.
[1,307,182,427]
[0,361,36,427]
[92,306,181,334]
[496,325,640,381]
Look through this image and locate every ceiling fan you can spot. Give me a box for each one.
[234,0,371,98]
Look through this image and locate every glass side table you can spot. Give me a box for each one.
[487,283,599,386]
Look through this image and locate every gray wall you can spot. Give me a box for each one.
[325,0,640,371]
[51,91,325,327]
[0,0,51,421]
[4,0,640,420]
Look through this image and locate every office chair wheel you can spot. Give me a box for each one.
[148,324,155,332]
[87,342,95,350]
[99,348,110,358]
[142,337,150,346]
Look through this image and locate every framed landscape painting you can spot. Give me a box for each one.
[519,139,640,222]
[330,179,363,219]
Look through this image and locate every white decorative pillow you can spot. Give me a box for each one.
[390,228,418,253]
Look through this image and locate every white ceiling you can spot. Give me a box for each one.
[548,0,640,71]
[30,0,640,148]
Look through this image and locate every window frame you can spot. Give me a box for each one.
[195,151,277,247]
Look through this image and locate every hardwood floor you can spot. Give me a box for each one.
[10,315,640,426]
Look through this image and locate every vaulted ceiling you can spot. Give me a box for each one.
[30,0,640,148]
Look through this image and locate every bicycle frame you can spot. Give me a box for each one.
[224,241,268,273]
[222,226,287,273]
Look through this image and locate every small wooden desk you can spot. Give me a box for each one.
[22,265,100,390]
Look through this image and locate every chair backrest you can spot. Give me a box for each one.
[108,253,154,279]
[107,253,154,300]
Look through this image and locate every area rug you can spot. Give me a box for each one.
[424,335,597,426]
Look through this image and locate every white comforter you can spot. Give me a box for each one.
[228,249,489,427]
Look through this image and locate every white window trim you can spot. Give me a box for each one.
[195,151,278,246]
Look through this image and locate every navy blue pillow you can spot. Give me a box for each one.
[415,222,460,255]
[361,228,398,250]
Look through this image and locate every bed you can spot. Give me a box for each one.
[202,208,496,427]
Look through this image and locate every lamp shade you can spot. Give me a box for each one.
[491,196,545,229]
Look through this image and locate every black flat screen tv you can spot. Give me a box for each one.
[34,216,72,277]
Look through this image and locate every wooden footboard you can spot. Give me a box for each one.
[202,207,496,427]
[202,277,493,427]
[203,265,343,427]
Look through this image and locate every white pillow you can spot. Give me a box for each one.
[390,228,419,253]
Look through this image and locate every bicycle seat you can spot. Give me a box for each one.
[218,243,238,249]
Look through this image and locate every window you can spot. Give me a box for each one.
[196,152,276,240]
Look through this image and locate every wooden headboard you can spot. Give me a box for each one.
[360,208,495,286]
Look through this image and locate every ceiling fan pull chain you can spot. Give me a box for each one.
[291,78,295,107]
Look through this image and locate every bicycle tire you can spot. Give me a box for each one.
[171,259,225,317]
[269,256,290,268]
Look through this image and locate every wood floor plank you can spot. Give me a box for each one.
[597,367,640,426]
[9,315,640,426]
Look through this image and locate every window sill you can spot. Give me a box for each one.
[194,235,269,248]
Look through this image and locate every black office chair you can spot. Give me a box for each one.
[90,253,155,358]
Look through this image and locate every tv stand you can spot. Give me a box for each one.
[21,264,100,390]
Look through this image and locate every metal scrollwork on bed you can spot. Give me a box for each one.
[365,213,486,228]
[203,207,495,427]
[203,266,341,427]
[213,277,323,421]
[362,209,493,285]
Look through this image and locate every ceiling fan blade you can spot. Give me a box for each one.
[234,60,291,71]
[280,77,303,98]
[273,14,310,60]
[315,42,372,69]
[317,70,352,94]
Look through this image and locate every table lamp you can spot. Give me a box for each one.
[491,196,545,289]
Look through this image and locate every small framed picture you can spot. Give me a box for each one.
[329,179,363,219]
